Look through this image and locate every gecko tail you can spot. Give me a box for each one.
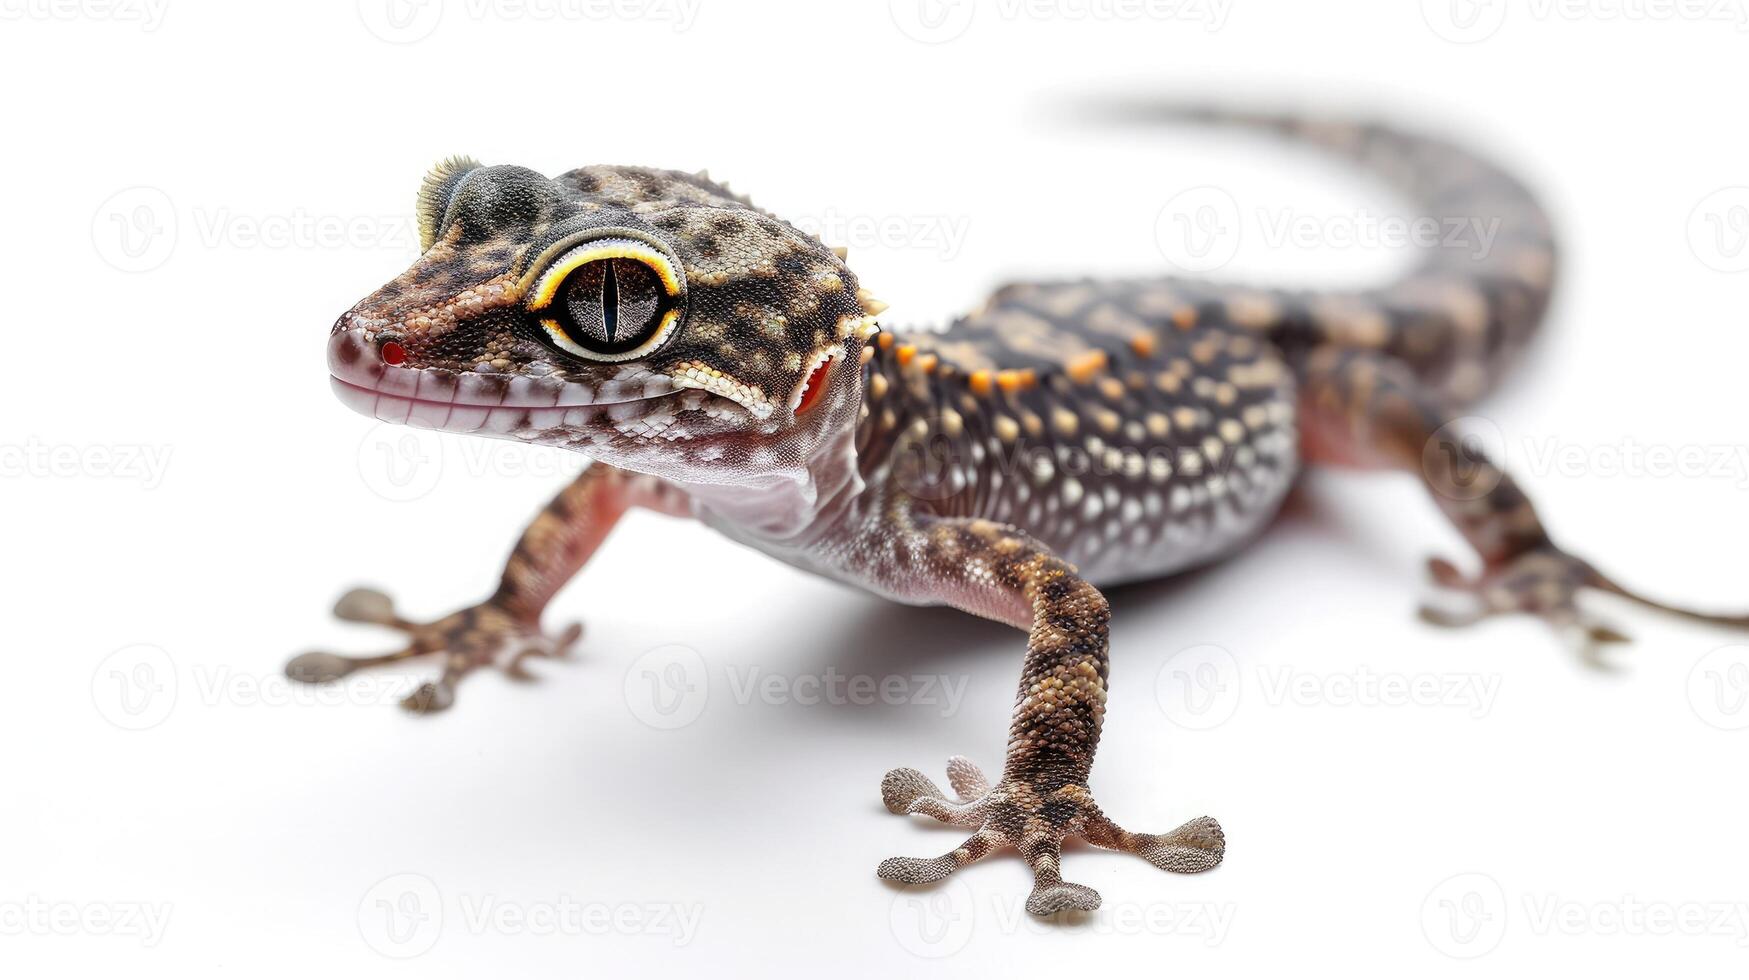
[1590,570,1749,630]
[1063,94,1561,408]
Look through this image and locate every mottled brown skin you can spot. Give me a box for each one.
[288,111,1749,917]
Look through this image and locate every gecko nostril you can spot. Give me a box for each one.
[380,340,407,365]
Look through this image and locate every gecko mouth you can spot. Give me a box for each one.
[326,328,686,435]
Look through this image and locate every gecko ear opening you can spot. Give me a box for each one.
[415,155,483,251]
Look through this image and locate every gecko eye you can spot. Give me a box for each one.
[526,234,686,362]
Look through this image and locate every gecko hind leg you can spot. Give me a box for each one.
[286,587,581,713]
[1301,346,1749,653]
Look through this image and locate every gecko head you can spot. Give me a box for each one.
[328,158,883,486]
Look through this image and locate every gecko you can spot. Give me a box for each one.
[285,107,1749,916]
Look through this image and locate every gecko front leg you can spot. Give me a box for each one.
[873,515,1224,915]
[286,464,689,712]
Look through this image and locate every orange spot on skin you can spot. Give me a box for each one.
[795,357,833,414]
[1066,351,1108,384]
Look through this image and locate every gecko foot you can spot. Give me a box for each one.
[877,757,1224,916]
[284,587,581,713]
[1417,547,1631,651]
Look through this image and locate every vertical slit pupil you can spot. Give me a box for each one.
[600,259,619,343]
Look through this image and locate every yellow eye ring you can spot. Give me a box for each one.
[523,231,687,363]
[527,237,684,312]
[537,307,682,363]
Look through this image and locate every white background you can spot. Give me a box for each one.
[6,0,1749,975]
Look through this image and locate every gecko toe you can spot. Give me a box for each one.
[284,651,364,683]
[288,593,581,712]
[877,855,958,885]
[1025,881,1102,916]
[332,587,403,627]
[401,679,456,714]
[881,767,948,815]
